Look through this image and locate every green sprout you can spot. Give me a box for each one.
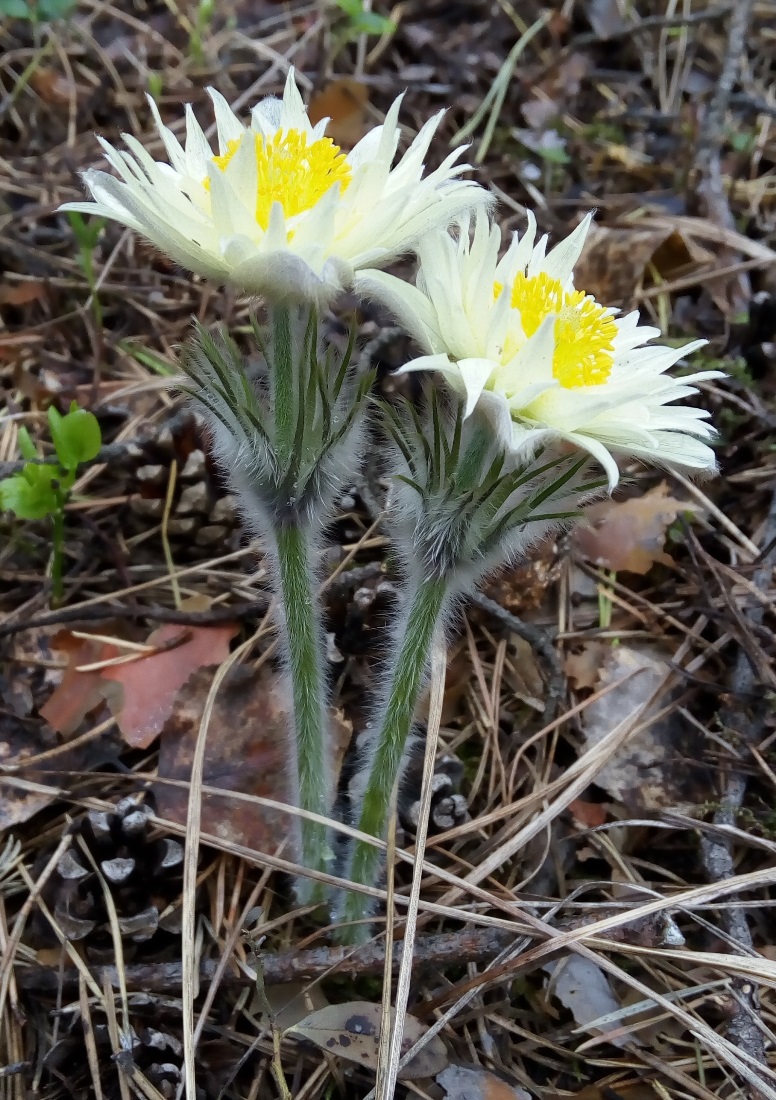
[67,211,106,327]
[0,0,77,21]
[188,0,215,64]
[0,402,101,604]
[331,0,395,42]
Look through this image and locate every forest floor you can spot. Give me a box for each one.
[1,1,776,1098]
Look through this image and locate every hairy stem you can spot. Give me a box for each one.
[274,520,331,903]
[271,302,295,462]
[337,574,449,940]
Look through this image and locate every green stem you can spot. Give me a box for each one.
[50,503,65,607]
[274,520,331,904]
[338,574,449,940]
[271,303,295,463]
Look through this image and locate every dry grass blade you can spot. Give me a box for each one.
[371,635,447,1100]
[180,627,266,1100]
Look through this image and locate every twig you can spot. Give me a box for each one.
[693,0,756,315]
[0,563,383,639]
[0,600,270,639]
[574,4,732,47]
[14,926,516,997]
[469,591,566,718]
[699,487,776,1094]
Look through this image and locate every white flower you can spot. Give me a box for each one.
[60,70,489,306]
[354,211,723,489]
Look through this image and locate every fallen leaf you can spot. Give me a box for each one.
[287,1000,447,1080]
[574,224,714,308]
[565,642,610,690]
[0,280,47,306]
[545,1085,661,1100]
[1,629,118,826]
[544,955,629,1047]
[308,77,370,148]
[40,631,116,736]
[585,0,627,38]
[437,1063,532,1099]
[581,644,713,812]
[153,664,293,851]
[573,483,697,574]
[568,798,608,828]
[29,67,78,106]
[100,621,237,748]
[261,983,329,1032]
[504,636,545,710]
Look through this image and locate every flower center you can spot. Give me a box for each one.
[508,271,617,388]
[207,130,352,230]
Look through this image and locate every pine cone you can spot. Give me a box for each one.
[37,795,184,961]
[125,411,242,553]
[347,735,470,841]
[398,749,471,835]
[43,1012,183,1099]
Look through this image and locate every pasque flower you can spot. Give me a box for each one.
[355,211,722,488]
[61,70,489,305]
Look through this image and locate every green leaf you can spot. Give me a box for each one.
[66,211,105,250]
[332,0,360,15]
[48,404,102,469]
[38,0,77,17]
[118,340,176,376]
[0,465,59,520]
[348,9,394,34]
[0,0,32,16]
[17,425,39,461]
[332,0,394,34]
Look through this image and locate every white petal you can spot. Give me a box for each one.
[394,353,454,375]
[353,269,443,354]
[541,212,593,282]
[563,432,622,490]
[279,67,312,133]
[456,357,497,416]
[207,87,245,150]
[185,103,215,174]
[146,96,188,173]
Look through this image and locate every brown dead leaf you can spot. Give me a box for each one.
[287,1000,447,1080]
[0,280,47,306]
[565,641,610,690]
[546,1086,662,1100]
[153,665,352,851]
[29,67,78,106]
[153,665,291,850]
[1,629,119,827]
[504,636,545,710]
[574,224,714,307]
[308,78,369,148]
[437,1064,532,1099]
[568,798,608,828]
[101,621,237,748]
[40,631,116,736]
[581,644,712,812]
[573,483,697,574]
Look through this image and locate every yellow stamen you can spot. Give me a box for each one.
[205,130,352,230]
[504,271,617,388]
